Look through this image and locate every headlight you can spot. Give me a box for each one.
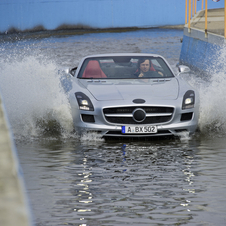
[182,90,195,109]
[75,92,94,111]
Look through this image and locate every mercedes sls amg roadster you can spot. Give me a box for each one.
[66,53,199,137]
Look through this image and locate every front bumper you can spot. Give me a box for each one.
[73,112,198,138]
[75,122,197,137]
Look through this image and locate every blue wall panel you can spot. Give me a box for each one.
[180,34,223,74]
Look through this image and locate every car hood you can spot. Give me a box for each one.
[79,78,179,101]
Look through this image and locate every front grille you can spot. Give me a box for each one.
[103,106,174,125]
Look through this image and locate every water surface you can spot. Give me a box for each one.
[1,28,226,226]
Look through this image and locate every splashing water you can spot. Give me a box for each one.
[80,131,104,144]
[195,45,226,136]
[0,53,74,139]
[1,50,226,141]
[1,31,226,141]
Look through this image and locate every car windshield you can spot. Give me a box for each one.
[77,56,174,79]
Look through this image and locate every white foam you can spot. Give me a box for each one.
[189,46,226,136]
[0,53,74,139]
[80,131,104,143]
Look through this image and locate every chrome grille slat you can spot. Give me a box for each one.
[146,113,172,117]
[105,114,133,117]
[105,113,173,117]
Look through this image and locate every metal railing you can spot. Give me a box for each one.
[185,0,226,38]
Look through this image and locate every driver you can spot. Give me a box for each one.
[138,58,150,77]
[134,58,163,78]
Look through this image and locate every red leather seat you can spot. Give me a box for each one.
[150,63,155,71]
[82,60,107,78]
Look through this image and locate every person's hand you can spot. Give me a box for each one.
[157,71,164,76]
[138,72,144,77]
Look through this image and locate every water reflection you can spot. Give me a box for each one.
[16,134,226,226]
[76,156,93,210]
[49,139,201,225]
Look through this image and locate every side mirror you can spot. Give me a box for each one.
[177,65,190,74]
[70,67,77,77]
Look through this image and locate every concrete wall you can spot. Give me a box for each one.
[0,94,32,226]
[0,0,224,34]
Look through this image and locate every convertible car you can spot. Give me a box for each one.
[67,53,199,137]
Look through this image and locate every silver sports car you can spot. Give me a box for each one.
[67,53,199,137]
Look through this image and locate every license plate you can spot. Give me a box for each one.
[122,125,157,134]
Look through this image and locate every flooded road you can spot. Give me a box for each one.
[1,29,226,226]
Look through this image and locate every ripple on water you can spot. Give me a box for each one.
[3,29,226,226]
